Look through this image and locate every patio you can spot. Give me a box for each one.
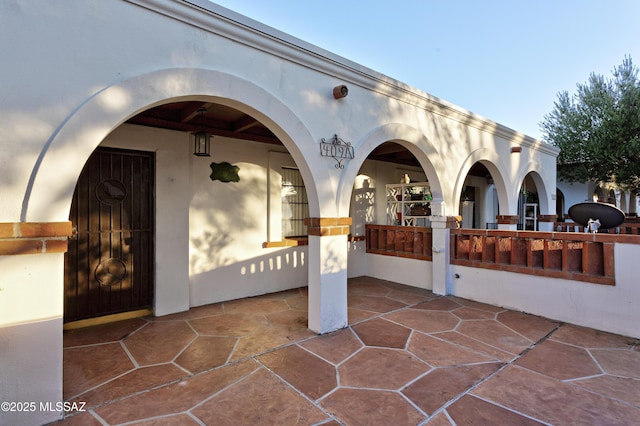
[54,277,640,425]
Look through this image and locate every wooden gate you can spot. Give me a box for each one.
[64,148,155,323]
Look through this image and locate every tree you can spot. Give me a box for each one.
[541,56,640,195]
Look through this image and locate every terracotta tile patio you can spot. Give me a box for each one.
[53,277,640,425]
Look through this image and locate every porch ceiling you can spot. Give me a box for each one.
[126,101,282,146]
[126,101,486,175]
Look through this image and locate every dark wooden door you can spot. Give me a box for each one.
[64,148,155,323]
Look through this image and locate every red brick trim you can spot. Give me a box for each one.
[0,222,72,255]
[304,217,352,236]
[496,215,519,224]
[538,214,557,222]
[262,238,309,248]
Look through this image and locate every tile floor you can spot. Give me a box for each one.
[54,277,640,425]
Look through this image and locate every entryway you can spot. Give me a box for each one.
[64,148,155,324]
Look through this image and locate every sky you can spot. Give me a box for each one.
[208,0,640,141]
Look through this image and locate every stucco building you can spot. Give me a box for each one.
[5,2,639,425]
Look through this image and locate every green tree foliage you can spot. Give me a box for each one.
[541,56,640,194]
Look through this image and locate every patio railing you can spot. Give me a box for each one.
[364,225,640,286]
[365,225,432,261]
[450,229,621,285]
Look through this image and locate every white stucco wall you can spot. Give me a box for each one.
[557,180,591,218]
[1,1,558,227]
[188,137,309,305]
[363,253,434,290]
[102,124,310,310]
[0,254,64,426]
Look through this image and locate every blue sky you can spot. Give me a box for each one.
[209,1,640,141]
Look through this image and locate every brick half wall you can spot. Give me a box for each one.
[0,222,73,255]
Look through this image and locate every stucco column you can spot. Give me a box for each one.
[430,215,456,296]
[0,222,72,426]
[305,217,351,334]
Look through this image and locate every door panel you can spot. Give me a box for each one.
[64,148,155,323]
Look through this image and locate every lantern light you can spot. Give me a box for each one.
[193,108,211,157]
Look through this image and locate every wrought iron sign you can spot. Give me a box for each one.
[320,134,354,169]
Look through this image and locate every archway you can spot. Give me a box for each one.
[352,141,434,230]
[25,68,324,223]
[24,68,337,327]
[339,123,443,220]
[516,171,552,231]
[456,162,500,229]
[518,174,539,230]
[339,124,443,289]
[453,150,510,230]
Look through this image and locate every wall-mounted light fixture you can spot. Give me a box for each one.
[193,107,211,157]
[333,85,348,99]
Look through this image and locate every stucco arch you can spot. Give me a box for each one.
[453,148,511,216]
[24,68,324,222]
[337,123,443,217]
[515,166,551,214]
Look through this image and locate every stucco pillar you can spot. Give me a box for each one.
[0,222,72,426]
[430,215,456,296]
[305,218,351,334]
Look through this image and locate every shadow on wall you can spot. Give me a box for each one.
[189,246,308,306]
[190,228,233,271]
[239,248,305,276]
[190,171,264,272]
[352,178,376,236]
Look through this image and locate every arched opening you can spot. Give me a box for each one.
[368,142,433,226]
[518,173,540,230]
[63,99,316,324]
[62,97,329,404]
[345,141,438,287]
[350,141,435,231]
[457,162,499,229]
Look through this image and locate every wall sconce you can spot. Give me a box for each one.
[193,108,211,157]
[333,85,348,99]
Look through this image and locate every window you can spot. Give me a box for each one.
[281,167,308,237]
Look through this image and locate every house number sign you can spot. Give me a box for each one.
[320,134,354,169]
